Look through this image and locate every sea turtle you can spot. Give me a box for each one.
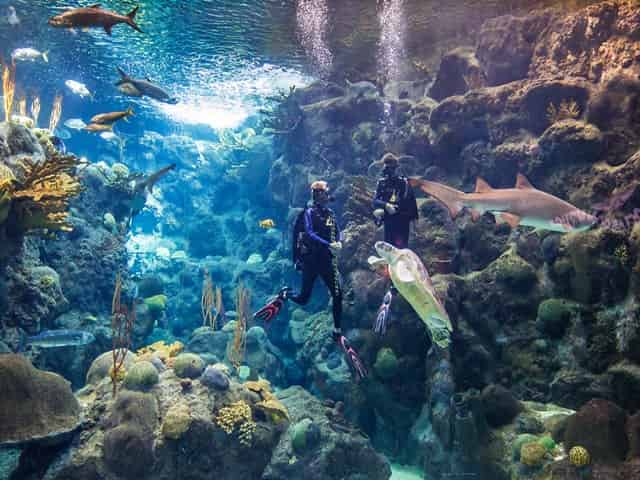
[368,241,453,349]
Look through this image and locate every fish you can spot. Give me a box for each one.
[369,241,453,349]
[54,128,71,140]
[65,80,92,98]
[7,6,20,26]
[115,67,178,104]
[84,123,113,133]
[48,4,142,36]
[259,219,276,229]
[11,48,48,63]
[117,82,142,97]
[100,131,119,142]
[410,174,597,233]
[90,107,134,125]
[134,164,176,194]
[26,329,95,348]
[64,118,87,130]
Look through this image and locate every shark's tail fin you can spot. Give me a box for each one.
[42,51,49,63]
[409,178,465,218]
[126,6,143,33]
[125,106,134,120]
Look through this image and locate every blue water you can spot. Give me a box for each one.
[1,0,312,143]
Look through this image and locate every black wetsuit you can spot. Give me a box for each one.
[290,204,342,330]
[373,175,419,249]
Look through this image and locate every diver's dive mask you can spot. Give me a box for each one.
[382,164,398,178]
[311,180,331,206]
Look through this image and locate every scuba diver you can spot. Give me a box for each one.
[254,180,367,380]
[372,153,419,335]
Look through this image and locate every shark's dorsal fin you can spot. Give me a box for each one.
[88,4,102,8]
[516,173,535,190]
[475,178,493,193]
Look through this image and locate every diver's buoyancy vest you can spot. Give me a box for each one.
[292,205,337,263]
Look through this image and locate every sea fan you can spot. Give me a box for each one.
[2,60,16,122]
[30,95,40,126]
[17,96,26,116]
[48,93,63,132]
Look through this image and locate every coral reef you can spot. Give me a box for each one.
[0,354,80,446]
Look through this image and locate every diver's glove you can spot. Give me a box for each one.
[385,203,398,215]
[334,329,368,381]
[374,289,393,336]
[329,241,343,254]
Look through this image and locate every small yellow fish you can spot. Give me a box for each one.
[259,219,275,229]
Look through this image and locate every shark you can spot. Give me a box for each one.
[115,67,178,104]
[410,174,597,233]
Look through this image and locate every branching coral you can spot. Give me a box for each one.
[1,152,83,233]
[546,99,580,124]
[214,400,256,447]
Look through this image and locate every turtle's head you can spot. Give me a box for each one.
[374,241,398,263]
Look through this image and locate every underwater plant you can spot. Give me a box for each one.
[201,269,223,329]
[546,99,580,124]
[0,152,84,233]
[229,283,251,369]
[48,93,63,132]
[30,95,40,126]
[111,272,137,395]
[2,60,16,122]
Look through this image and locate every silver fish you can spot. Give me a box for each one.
[12,48,48,63]
[26,329,95,348]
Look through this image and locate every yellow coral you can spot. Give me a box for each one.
[520,442,547,466]
[162,403,192,440]
[568,446,590,467]
[136,341,184,365]
[546,99,580,124]
[6,153,83,233]
[254,399,289,424]
[243,379,274,399]
[214,400,256,447]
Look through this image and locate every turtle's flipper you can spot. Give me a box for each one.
[374,289,393,335]
[335,334,368,381]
